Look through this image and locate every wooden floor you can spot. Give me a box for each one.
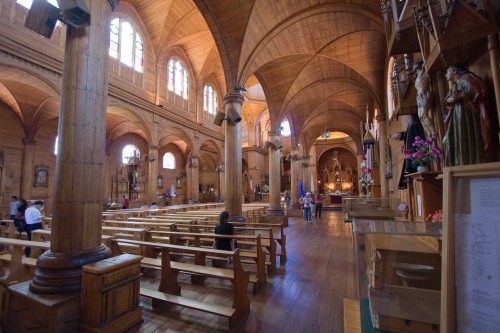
[131,210,356,333]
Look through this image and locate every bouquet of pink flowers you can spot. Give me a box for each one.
[402,135,443,167]
[426,210,443,222]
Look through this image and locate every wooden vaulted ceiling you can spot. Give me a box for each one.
[0,1,389,153]
[127,0,388,149]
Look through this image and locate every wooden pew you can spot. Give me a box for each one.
[142,230,266,293]
[0,237,50,280]
[108,238,250,329]
[193,220,287,264]
[102,220,174,231]
[171,223,277,273]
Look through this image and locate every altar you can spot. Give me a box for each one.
[327,192,348,204]
[322,151,354,194]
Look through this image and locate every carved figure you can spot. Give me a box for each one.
[414,64,437,137]
[443,64,492,166]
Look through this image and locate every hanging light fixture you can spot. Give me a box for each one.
[321,116,330,139]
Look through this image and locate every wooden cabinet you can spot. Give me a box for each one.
[405,171,442,222]
[81,254,143,333]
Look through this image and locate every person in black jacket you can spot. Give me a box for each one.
[214,211,235,251]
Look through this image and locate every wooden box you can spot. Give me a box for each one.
[81,254,143,333]
[405,171,442,222]
[4,280,81,333]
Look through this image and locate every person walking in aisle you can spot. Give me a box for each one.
[303,192,313,224]
[315,193,323,218]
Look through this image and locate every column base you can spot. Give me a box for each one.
[265,207,284,216]
[5,280,80,333]
[286,207,303,217]
[30,244,111,294]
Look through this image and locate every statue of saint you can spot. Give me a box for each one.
[414,63,437,137]
[443,64,492,166]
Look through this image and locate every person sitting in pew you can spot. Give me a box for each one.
[214,211,237,265]
[24,200,44,257]
[150,202,160,216]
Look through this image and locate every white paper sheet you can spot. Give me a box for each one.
[455,212,500,333]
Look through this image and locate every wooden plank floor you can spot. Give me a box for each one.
[130,210,356,333]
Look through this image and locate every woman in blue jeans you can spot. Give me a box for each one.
[303,192,313,224]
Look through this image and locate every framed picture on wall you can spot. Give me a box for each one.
[157,175,163,189]
[34,165,49,187]
[176,177,181,189]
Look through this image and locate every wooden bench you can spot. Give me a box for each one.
[171,223,277,273]
[194,220,287,264]
[0,237,50,281]
[142,230,266,293]
[108,238,250,329]
[102,220,174,230]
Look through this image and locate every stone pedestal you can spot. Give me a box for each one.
[4,281,80,333]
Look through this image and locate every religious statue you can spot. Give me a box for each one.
[414,62,437,137]
[443,64,492,166]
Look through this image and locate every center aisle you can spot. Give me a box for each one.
[136,210,356,333]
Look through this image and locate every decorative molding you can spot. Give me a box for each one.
[0,48,62,78]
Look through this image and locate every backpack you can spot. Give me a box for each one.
[14,215,27,232]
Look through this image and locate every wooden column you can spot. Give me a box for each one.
[266,131,283,216]
[357,153,363,193]
[302,154,311,192]
[224,92,245,221]
[20,138,35,200]
[289,147,300,209]
[377,113,388,198]
[310,148,318,194]
[488,34,500,144]
[30,0,119,294]
[186,153,199,203]
[147,145,159,203]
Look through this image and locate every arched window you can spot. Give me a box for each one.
[122,145,140,164]
[203,84,218,115]
[163,152,175,169]
[280,120,291,137]
[168,59,188,99]
[109,17,144,73]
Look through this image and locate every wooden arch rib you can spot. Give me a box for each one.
[238,4,385,85]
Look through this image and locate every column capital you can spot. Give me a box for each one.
[148,144,159,150]
[223,91,244,105]
[23,137,36,145]
[268,130,281,137]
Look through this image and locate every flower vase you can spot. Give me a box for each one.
[417,165,429,173]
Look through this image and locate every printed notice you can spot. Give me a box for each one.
[455,213,500,333]
[471,178,500,215]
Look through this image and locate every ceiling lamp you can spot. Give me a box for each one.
[321,130,330,139]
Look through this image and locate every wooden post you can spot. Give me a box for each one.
[147,145,159,203]
[289,146,300,209]
[224,91,245,221]
[266,131,284,216]
[19,138,35,200]
[30,0,120,294]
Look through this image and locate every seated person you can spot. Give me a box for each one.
[149,202,160,215]
[214,211,236,251]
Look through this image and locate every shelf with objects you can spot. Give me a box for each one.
[352,218,442,333]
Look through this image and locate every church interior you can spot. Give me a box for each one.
[1,0,500,332]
